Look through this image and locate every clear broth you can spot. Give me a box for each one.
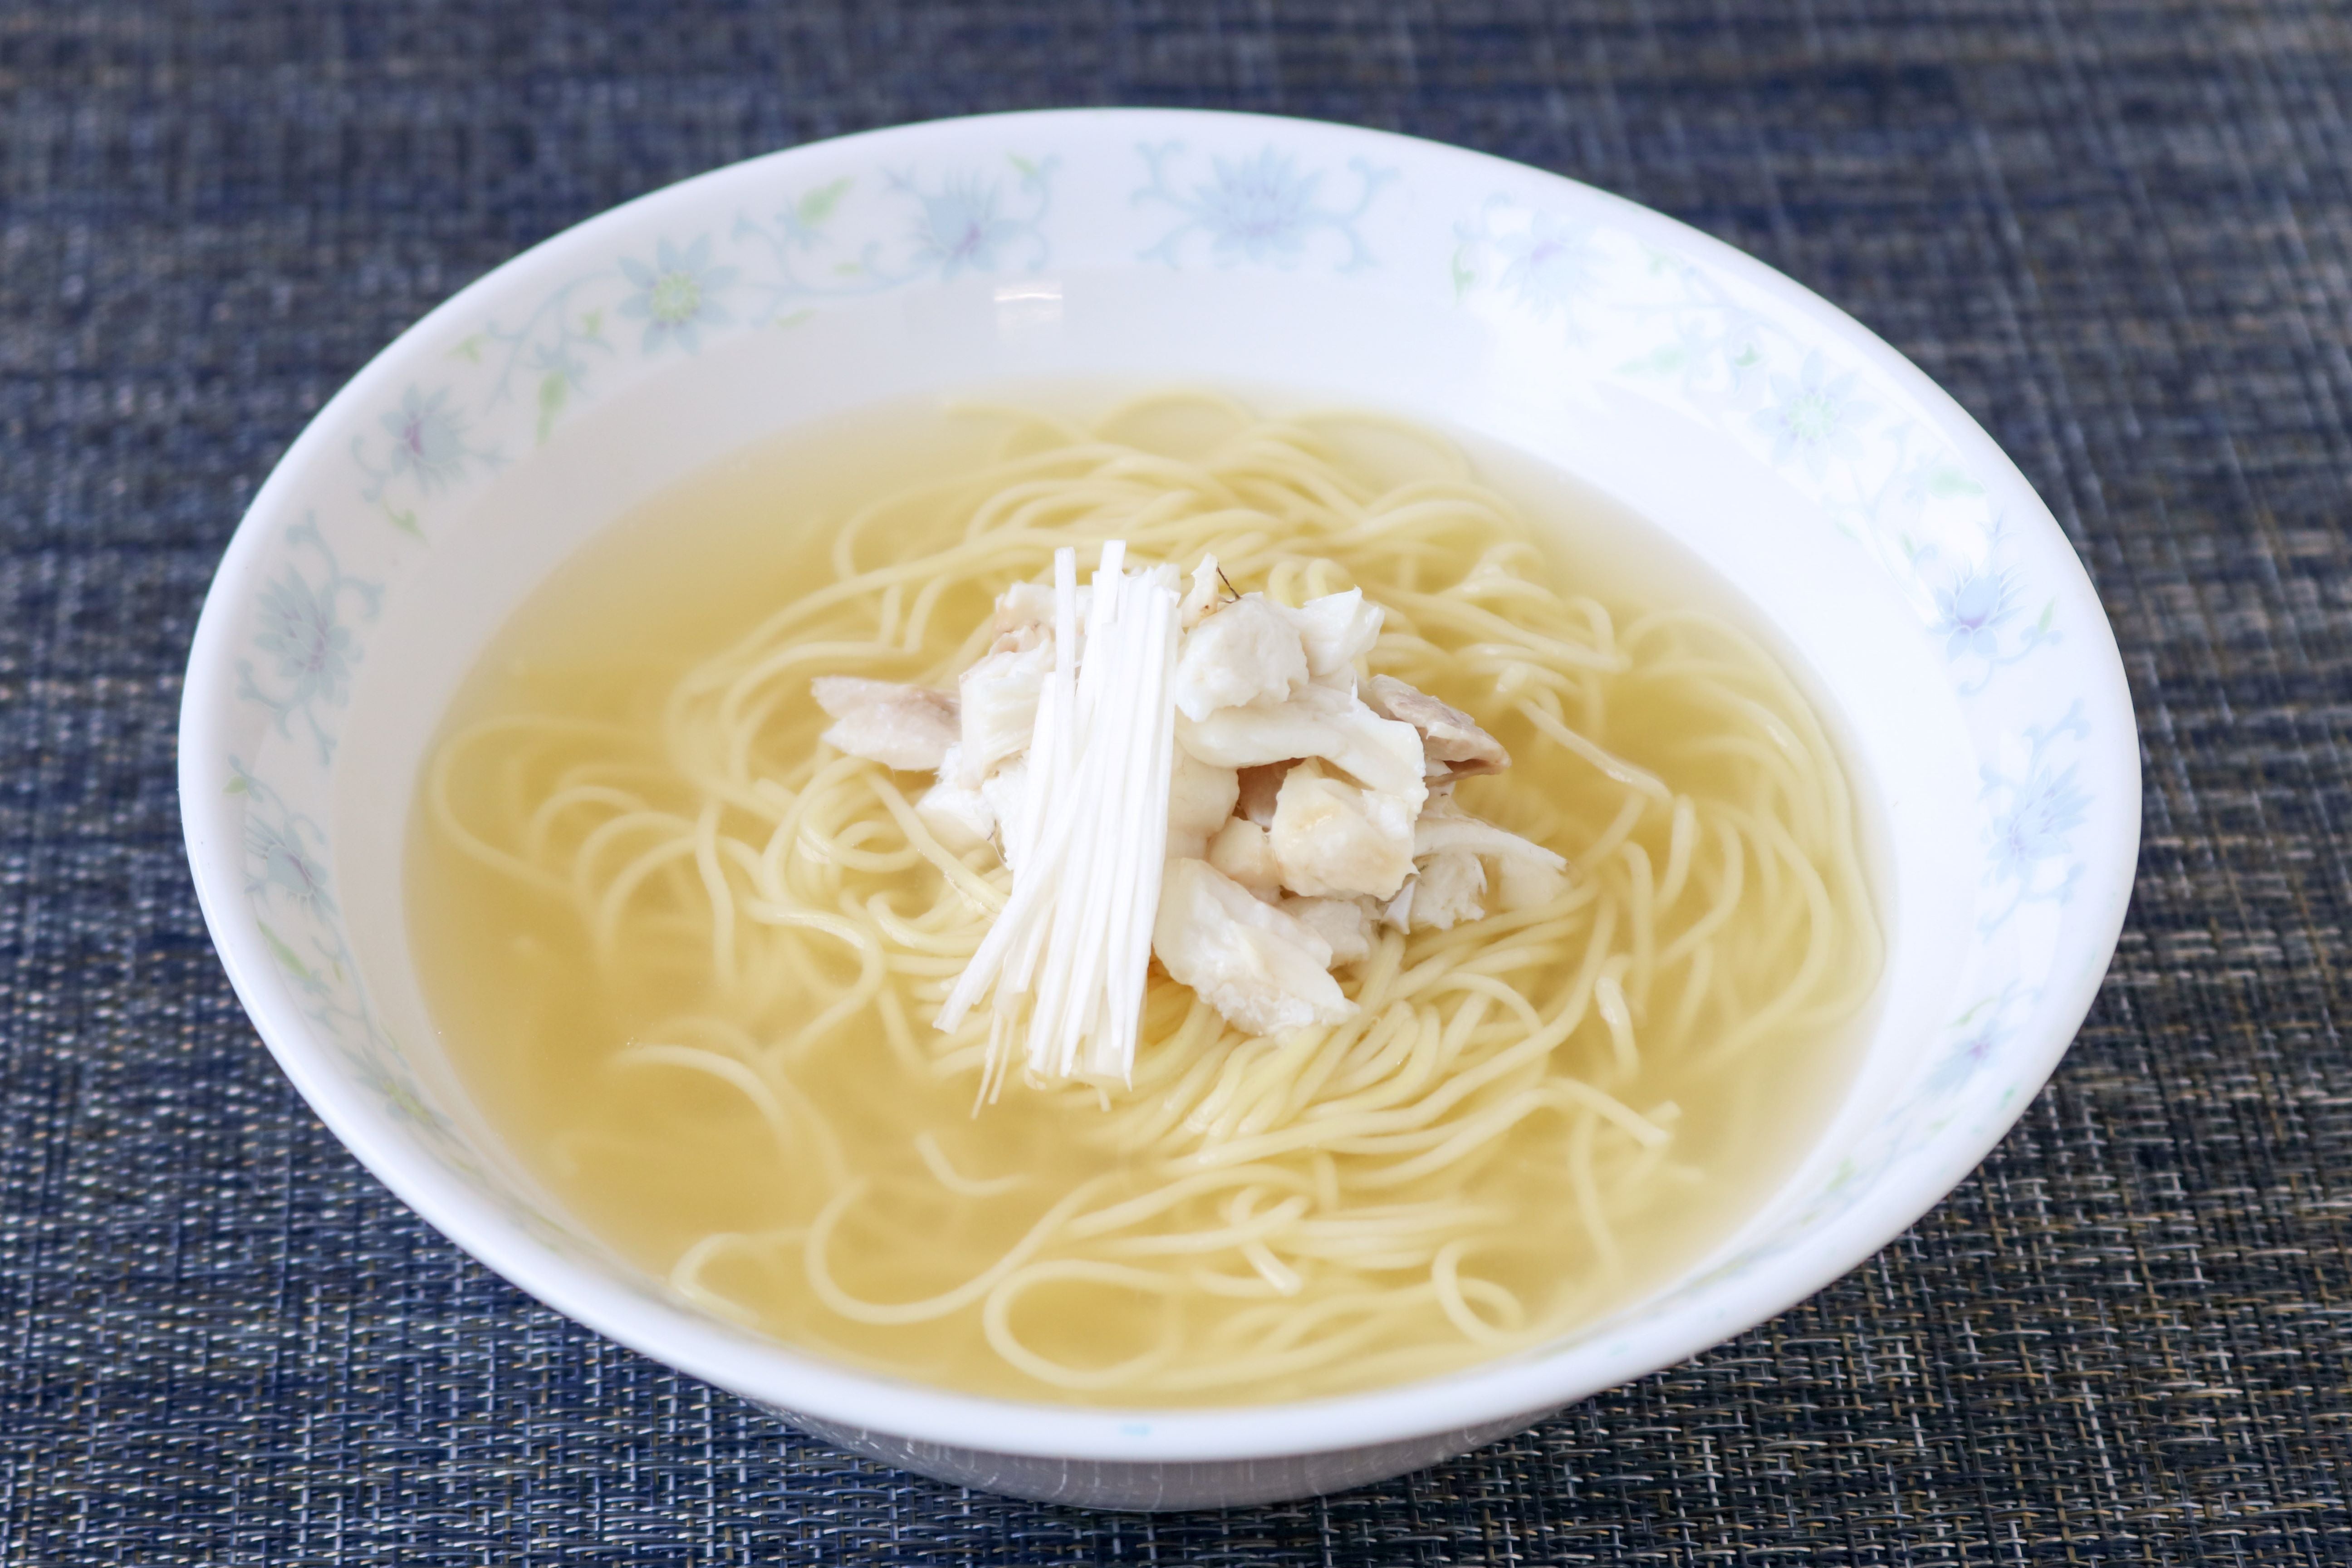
[408,389,1875,1404]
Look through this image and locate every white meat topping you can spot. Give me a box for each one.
[1493,855,1572,912]
[1279,588,1384,685]
[1268,761,1417,900]
[980,756,1030,868]
[1366,674,1509,779]
[1413,796,1571,910]
[958,639,1054,783]
[1404,849,1487,930]
[853,547,1583,1053]
[1172,594,1308,721]
[813,676,960,772]
[1152,858,1357,1036]
[1282,895,1377,965]
[916,743,995,853]
[1234,760,1293,827]
[1178,682,1428,803]
[995,580,1092,639]
[1206,817,1285,900]
[1166,749,1241,862]
[1179,554,1226,630]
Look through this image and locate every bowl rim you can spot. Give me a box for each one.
[179,106,2141,1464]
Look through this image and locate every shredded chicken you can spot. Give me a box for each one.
[1152,859,1357,1035]
[1178,555,1226,631]
[1493,856,1572,912]
[1283,895,1377,965]
[959,640,1054,783]
[1174,594,1309,720]
[1404,849,1488,930]
[1166,750,1241,861]
[980,758,1030,867]
[1206,818,1284,900]
[1366,675,1509,779]
[995,580,1092,639]
[1268,761,1417,900]
[1178,683,1427,802]
[916,743,995,853]
[1234,761,1294,827]
[834,547,1584,1054]
[1413,796,1571,911]
[1280,588,1384,685]
[813,676,960,771]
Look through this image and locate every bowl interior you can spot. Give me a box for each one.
[182,109,2136,1463]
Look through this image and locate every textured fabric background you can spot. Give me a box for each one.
[4,1,2350,1563]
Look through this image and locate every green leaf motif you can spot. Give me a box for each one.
[579,308,604,342]
[1449,248,1475,300]
[256,920,319,988]
[1008,154,1038,180]
[774,308,814,331]
[536,372,568,444]
[449,333,485,364]
[383,1074,440,1131]
[224,774,247,795]
[385,504,423,539]
[2035,599,2055,632]
[1925,466,1984,499]
[798,177,853,229]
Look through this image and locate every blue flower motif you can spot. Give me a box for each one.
[1933,566,2015,664]
[1135,142,1394,272]
[378,386,476,495]
[244,808,334,922]
[1977,702,2092,932]
[909,172,1022,279]
[1752,350,1877,475]
[252,569,354,709]
[1921,1019,2004,1102]
[1494,211,1599,319]
[236,519,381,764]
[1915,518,2058,695]
[618,235,739,355]
[1991,762,2091,872]
[1189,149,1323,264]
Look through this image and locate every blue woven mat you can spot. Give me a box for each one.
[5,2,2351,1562]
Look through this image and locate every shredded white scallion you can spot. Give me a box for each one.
[936,542,1181,1094]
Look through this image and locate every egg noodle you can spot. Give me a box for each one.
[419,393,1880,1402]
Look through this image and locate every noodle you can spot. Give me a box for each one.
[410,392,1882,1404]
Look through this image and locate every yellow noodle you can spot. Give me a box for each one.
[409,392,1881,1406]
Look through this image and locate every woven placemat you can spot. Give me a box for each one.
[5,1,2349,1562]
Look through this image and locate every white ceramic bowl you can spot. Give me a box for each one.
[180,109,2138,1511]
